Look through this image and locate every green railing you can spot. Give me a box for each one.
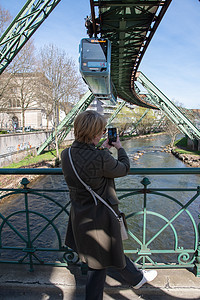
[0,168,199,276]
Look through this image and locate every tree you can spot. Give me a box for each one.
[0,5,11,36]
[114,104,135,135]
[0,5,13,106]
[0,40,37,131]
[37,44,85,158]
[165,118,181,147]
[34,73,54,130]
[1,5,38,131]
[128,107,156,135]
[14,41,37,131]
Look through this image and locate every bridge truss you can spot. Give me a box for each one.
[0,0,61,75]
[93,0,172,108]
[136,72,200,141]
[37,91,94,155]
[1,0,199,153]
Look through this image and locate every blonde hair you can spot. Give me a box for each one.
[74,110,106,144]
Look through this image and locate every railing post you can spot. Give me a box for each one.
[139,177,151,265]
[195,208,200,277]
[21,177,34,272]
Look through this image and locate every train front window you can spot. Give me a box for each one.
[82,40,107,61]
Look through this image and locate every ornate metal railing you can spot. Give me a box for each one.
[0,168,199,276]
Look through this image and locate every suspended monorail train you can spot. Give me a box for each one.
[79,38,117,104]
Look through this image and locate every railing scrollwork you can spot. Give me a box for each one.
[0,168,199,276]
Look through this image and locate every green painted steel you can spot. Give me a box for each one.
[0,168,199,275]
[0,0,61,75]
[1,0,199,151]
[106,100,126,127]
[152,115,166,132]
[129,108,150,136]
[1,168,200,175]
[136,72,200,141]
[96,0,172,108]
[37,90,94,155]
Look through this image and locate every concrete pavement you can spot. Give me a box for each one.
[0,263,200,299]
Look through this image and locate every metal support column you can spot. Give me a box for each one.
[129,108,150,136]
[37,90,94,155]
[136,72,200,140]
[106,100,126,128]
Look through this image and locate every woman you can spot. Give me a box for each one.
[61,110,157,300]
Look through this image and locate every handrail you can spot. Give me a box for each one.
[0,168,200,175]
[0,168,199,275]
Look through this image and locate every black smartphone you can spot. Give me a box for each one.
[108,128,117,145]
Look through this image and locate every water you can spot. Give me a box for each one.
[0,133,199,264]
[115,134,200,263]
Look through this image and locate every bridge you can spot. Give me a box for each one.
[0,167,200,299]
[0,1,200,298]
[0,0,200,154]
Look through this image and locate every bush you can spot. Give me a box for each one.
[174,137,187,148]
[0,130,8,134]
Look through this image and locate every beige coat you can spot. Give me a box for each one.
[61,141,130,269]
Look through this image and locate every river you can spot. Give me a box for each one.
[0,133,199,264]
[116,133,200,263]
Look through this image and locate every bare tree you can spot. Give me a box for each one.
[35,73,54,130]
[37,44,84,158]
[129,107,155,135]
[165,118,181,147]
[115,105,135,136]
[0,40,37,131]
[0,4,12,36]
[0,5,13,105]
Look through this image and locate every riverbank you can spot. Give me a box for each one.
[163,135,200,167]
[0,159,57,200]
[171,148,200,167]
[0,132,199,193]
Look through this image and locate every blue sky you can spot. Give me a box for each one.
[1,0,200,109]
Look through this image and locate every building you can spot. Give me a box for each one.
[0,72,54,130]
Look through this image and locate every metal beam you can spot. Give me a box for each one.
[94,1,166,7]
[106,100,126,127]
[129,108,150,135]
[136,72,200,141]
[97,0,172,108]
[0,0,61,74]
[152,115,166,132]
[37,90,94,155]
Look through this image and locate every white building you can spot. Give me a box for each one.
[0,72,54,130]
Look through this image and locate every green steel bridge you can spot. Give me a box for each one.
[0,0,200,154]
[0,0,200,279]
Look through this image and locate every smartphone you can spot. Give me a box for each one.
[108,127,117,145]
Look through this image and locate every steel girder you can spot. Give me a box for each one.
[37,91,94,155]
[93,0,172,108]
[106,100,126,127]
[129,108,150,135]
[0,0,61,75]
[136,72,200,141]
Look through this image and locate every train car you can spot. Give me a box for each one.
[79,38,117,104]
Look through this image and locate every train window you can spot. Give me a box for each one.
[82,39,107,61]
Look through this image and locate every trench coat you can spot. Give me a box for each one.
[61,141,130,269]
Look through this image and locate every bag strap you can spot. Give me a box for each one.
[68,147,120,220]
